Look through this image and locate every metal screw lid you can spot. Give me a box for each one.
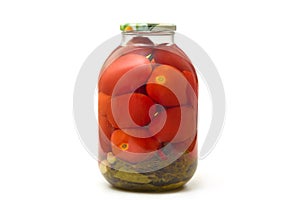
[120,23,176,32]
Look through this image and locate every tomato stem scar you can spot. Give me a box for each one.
[155,75,166,84]
[120,143,129,151]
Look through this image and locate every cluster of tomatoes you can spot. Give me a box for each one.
[98,39,198,163]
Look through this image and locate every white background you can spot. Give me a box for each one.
[1,0,300,199]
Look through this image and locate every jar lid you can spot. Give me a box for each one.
[120,23,176,32]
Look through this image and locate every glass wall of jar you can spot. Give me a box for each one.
[98,23,198,192]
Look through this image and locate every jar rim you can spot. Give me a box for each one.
[120,23,176,32]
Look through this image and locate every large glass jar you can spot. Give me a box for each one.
[98,23,198,192]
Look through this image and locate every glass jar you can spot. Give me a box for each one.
[98,23,198,192]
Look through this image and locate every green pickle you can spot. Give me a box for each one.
[99,151,197,192]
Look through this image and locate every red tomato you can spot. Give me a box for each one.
[98,54,152,95]
[182,70,198,108]
[107,93,156,128]
[149,106,197,143]
[98,92,111,116]
[182,70,198,96]
[126,36,154,46]
[102,37,153,69]
[103,47,153,68]
[153,45,194,72]
[122,127,152,138]
[99,115,114,153]
[170,135,197,154]
[111,130,160,163]
[146,65,188,106]
[187,136,198,159]
[155,44,188,58]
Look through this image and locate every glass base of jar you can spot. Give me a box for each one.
[99,153,197,192]
[109,179,187,192]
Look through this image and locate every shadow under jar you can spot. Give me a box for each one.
[98,23,198,192]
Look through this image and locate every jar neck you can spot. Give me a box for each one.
[121,31,175,46]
